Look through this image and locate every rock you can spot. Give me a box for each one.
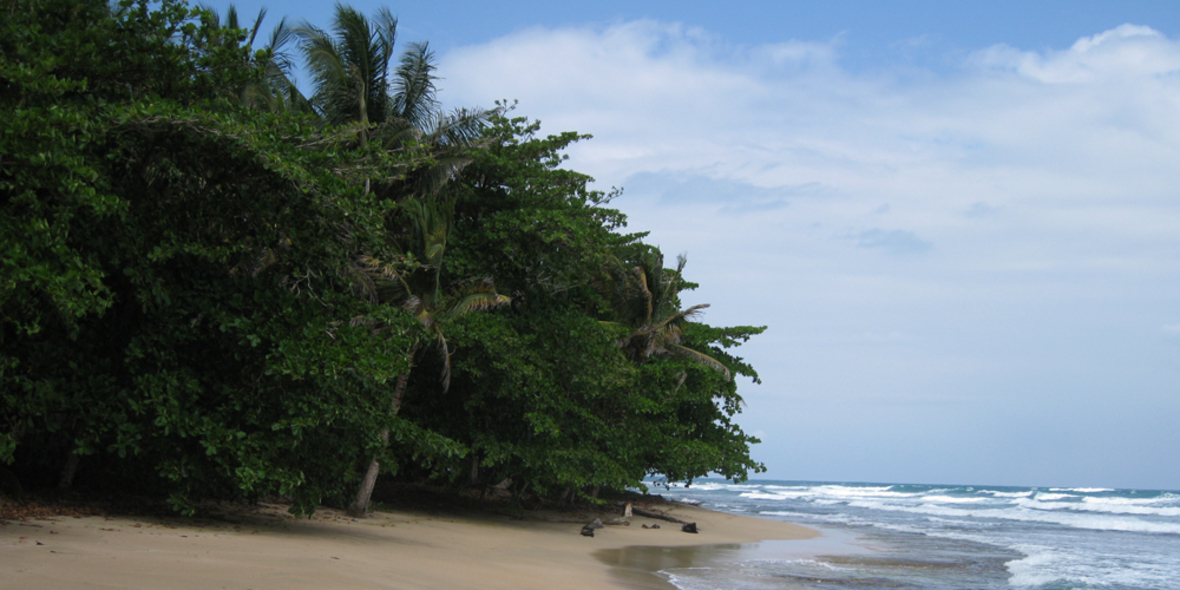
[580,525,595,537]
[588,518,605,530]
[681,522,698,534]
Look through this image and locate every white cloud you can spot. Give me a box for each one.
[442,22,1180,217]
[441,21,1180,298]
[971,24,1180,84]
[438,23,1180,485]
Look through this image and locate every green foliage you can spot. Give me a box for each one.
[1,0,423,513]
[403,113,766,501]
[1,0,769,512]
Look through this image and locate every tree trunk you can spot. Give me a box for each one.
[57,450,80,490]
[348,373,408,517]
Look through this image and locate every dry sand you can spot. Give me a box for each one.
[0,501,817,589]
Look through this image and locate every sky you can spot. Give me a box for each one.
[215,1,1180,491]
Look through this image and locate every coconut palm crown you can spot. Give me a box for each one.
[600,252,731,380]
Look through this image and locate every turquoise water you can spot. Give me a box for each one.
[653,480,1180,590]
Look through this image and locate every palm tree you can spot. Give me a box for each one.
[197,4,311,114]
[247,17,314,114]
[294,3,506,517]
[378,41,494,201]
[347,198,510,516]
[296,3,397,130]
[599,252,731,379]
[296,4,495,199]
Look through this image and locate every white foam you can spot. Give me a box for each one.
[920,495,996,504]
[1075,497,1180,517]
[1049,487,1115,493]
[758,510,802,517]
[739,491,795,501]
[810,485,925,500]
[846,500,977,518]
[1006,543,1177,589]
[1006,546,1089,588]
[979,490,1034,498]
[1015,495,1180,517]
[1083,495,1177,506]
[760,484,812,492]
[659,567,714,590]
[748,489,815,500]
[721,484,762,492]
[845,499,1180,534]
[671,482,728,491]
[1031,492,1077,501]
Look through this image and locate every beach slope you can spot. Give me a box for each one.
[0,501,815,589]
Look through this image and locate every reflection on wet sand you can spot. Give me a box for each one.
[593,529,869,589]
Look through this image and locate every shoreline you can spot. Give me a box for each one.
[596,527,871,589]
[0,500,819,589]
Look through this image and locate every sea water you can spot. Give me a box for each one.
[651,479,1180,590]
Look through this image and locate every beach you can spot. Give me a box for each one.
[0,500,817,590]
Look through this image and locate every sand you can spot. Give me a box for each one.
[0,500,817,589]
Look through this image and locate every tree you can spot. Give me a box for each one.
[296,3,398,129]
[0,0,441,514]
[347,197,509,516]
[600,251,731,378]
[403,114,765,503]
[1,0,768,514]
[296,4,495,202]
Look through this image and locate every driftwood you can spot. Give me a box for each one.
[631,506,691,525]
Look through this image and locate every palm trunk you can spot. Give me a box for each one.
[468,452,479,486]
[57,450,80,490]
[348,373,408,517]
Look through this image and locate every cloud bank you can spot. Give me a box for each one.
[438,22,1180,487]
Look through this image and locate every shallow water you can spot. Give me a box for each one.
[596,532,871,589]
[625,479,1180,590]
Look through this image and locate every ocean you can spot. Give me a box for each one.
[647,479,1180,590]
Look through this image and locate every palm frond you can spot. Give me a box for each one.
[441,289,511,320]
[296,4,397,126]
[424,106,498,147]
[631,265,654,324]
[392,41,440,130]
[245,6,266,47]
[265,17,297,79]
[667,344,732,381]
[355,254,413,305]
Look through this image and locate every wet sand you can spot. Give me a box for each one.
[595,527,870,588]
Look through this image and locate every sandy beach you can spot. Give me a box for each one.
[0,500,817,589]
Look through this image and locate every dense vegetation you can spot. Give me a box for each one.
[0,0,766,515]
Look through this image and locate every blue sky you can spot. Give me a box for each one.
[214,1,1180,490]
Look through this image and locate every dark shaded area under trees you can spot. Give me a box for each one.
[0,0,766,516]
